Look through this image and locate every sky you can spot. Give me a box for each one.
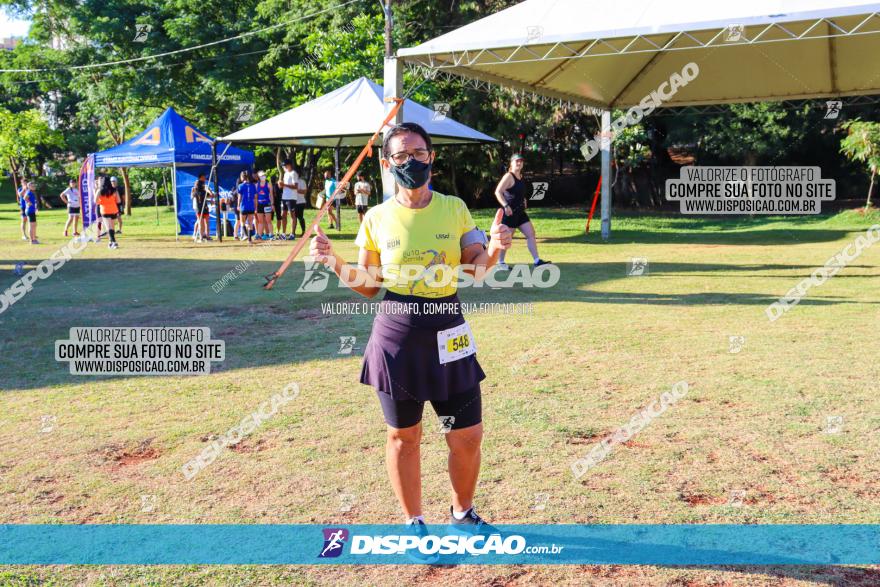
[0,9,31,38]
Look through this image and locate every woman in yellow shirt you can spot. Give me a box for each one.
[310,122,512,537]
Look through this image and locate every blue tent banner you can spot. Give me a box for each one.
[0,524,878,565]
[77,154,96,230]
[175,165,242,236]
[92,107,254,237]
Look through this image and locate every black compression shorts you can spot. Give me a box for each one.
[375,384,482,430]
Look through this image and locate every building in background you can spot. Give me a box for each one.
[1,37,20,50]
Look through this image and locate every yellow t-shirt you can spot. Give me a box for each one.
[355,192,476,298]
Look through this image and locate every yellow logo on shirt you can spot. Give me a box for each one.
[409,249,448,295]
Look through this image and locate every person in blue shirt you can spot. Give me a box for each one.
[236,172,258,244]
[232,170,247,239]
[256,171,273,240]
[24,181,39,244]
[17,178,29,241]
[322,170,339,230]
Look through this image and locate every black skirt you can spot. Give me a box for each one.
[360,291,486,402]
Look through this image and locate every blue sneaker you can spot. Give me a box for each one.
[448,507,500,536]
[405,520,440,564]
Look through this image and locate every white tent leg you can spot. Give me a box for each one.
[172,163,179,241]
[600,110,612,241]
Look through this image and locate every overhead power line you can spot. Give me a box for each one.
[0,0,364,74]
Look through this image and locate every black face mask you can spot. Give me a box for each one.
[389,158,431,189]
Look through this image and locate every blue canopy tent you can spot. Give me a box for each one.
[93,107,255,238]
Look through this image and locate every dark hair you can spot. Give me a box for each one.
[99,176,114,196]
[382,122,432,158]
[198,173,206,180]
[283,159,293,167]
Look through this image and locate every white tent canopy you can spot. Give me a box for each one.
[218,76,496,147]
[397,0,880,108]
[397,0,880,239]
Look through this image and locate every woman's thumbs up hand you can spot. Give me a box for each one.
[487,208,512,256]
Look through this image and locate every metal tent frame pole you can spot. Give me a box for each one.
[211,141,222,242]
[600,110,612,241]
[334,141,341,231]
[154,172,159,225]
[172,163,179,241]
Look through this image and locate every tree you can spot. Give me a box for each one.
[0,107,63,196]
[610,121,656,207]
[840,120,880,211]
[668,102,797,166]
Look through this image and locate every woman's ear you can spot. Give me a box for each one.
[380,157,391,170]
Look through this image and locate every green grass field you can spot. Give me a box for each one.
[1,196,879,586]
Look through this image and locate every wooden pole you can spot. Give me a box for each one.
[263,98,404,290]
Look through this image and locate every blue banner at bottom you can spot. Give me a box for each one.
[0,524,876,565]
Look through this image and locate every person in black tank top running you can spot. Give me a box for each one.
[493,154,550,269]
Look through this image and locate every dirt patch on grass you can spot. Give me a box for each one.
[744,487,778,506]
[33,489,64,505]
[622,440,652,448]
[679,491,726,506]
[581,564,646,580]
[566,429,608,444]
[228,437,271,454]
[95,438,160,468]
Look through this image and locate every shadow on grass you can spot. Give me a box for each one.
[546,227,860,246]
[478,207,869,246]
[0,256,877,391]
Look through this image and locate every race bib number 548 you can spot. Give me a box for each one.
[437,323,476,365]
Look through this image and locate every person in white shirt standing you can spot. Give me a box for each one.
[280,160,299,240]
[293,173,308,237]
[60,178,81,237]
[354,173,371,224]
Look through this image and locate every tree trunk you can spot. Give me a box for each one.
[37,168,53,209]
[449,150,460,197]
[866,165,876,212]
[121,168,132,215]
[304,148,319,206]
[8,157,20,193]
